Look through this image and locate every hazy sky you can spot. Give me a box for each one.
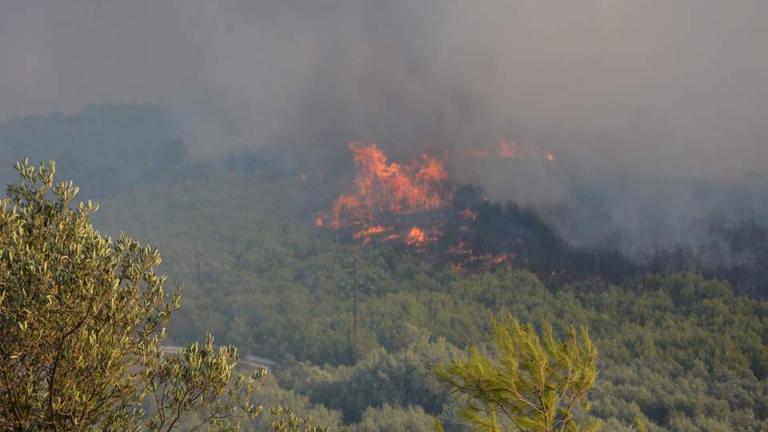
[1,0,767,180]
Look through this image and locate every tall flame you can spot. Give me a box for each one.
[315,141,558,271]
[327,142,450,229]
[316,142,524,270]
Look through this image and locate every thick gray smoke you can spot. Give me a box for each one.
[2,0,767,252]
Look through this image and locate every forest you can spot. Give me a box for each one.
[1,105,766,431]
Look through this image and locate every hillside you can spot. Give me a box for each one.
[3,105,768,431]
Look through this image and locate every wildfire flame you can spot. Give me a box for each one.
[404,226,427,246]
[315,141,540,272]
[324,142,451,230]
[353,225,388,245]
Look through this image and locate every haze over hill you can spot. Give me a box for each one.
[1,0,767,181]
[3,1,768,256]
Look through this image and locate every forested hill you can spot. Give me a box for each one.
[0,104,185,198]
[3,104,768,430]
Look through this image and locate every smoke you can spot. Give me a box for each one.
[2,0,767,252]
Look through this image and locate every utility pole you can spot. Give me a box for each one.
[352,255,358,362]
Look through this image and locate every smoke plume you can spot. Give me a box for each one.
[2,0,767,252]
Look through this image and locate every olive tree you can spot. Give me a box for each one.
[436,314,600,432]
[0,160,262,431]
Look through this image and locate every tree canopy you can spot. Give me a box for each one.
[0,160,262,431]
[437,315,600,432]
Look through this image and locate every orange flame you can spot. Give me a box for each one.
[353,225,388,245]
[327,142,450,229]
[314,143,518,269]
[404,226,427,246]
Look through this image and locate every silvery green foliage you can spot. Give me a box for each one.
[0,160,262,431]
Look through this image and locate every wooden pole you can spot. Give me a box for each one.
[352,255,358,361]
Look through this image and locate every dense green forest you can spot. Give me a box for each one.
[2,105,767,431]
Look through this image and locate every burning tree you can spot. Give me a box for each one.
[314,142,575,272]
[315,142,451,247]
